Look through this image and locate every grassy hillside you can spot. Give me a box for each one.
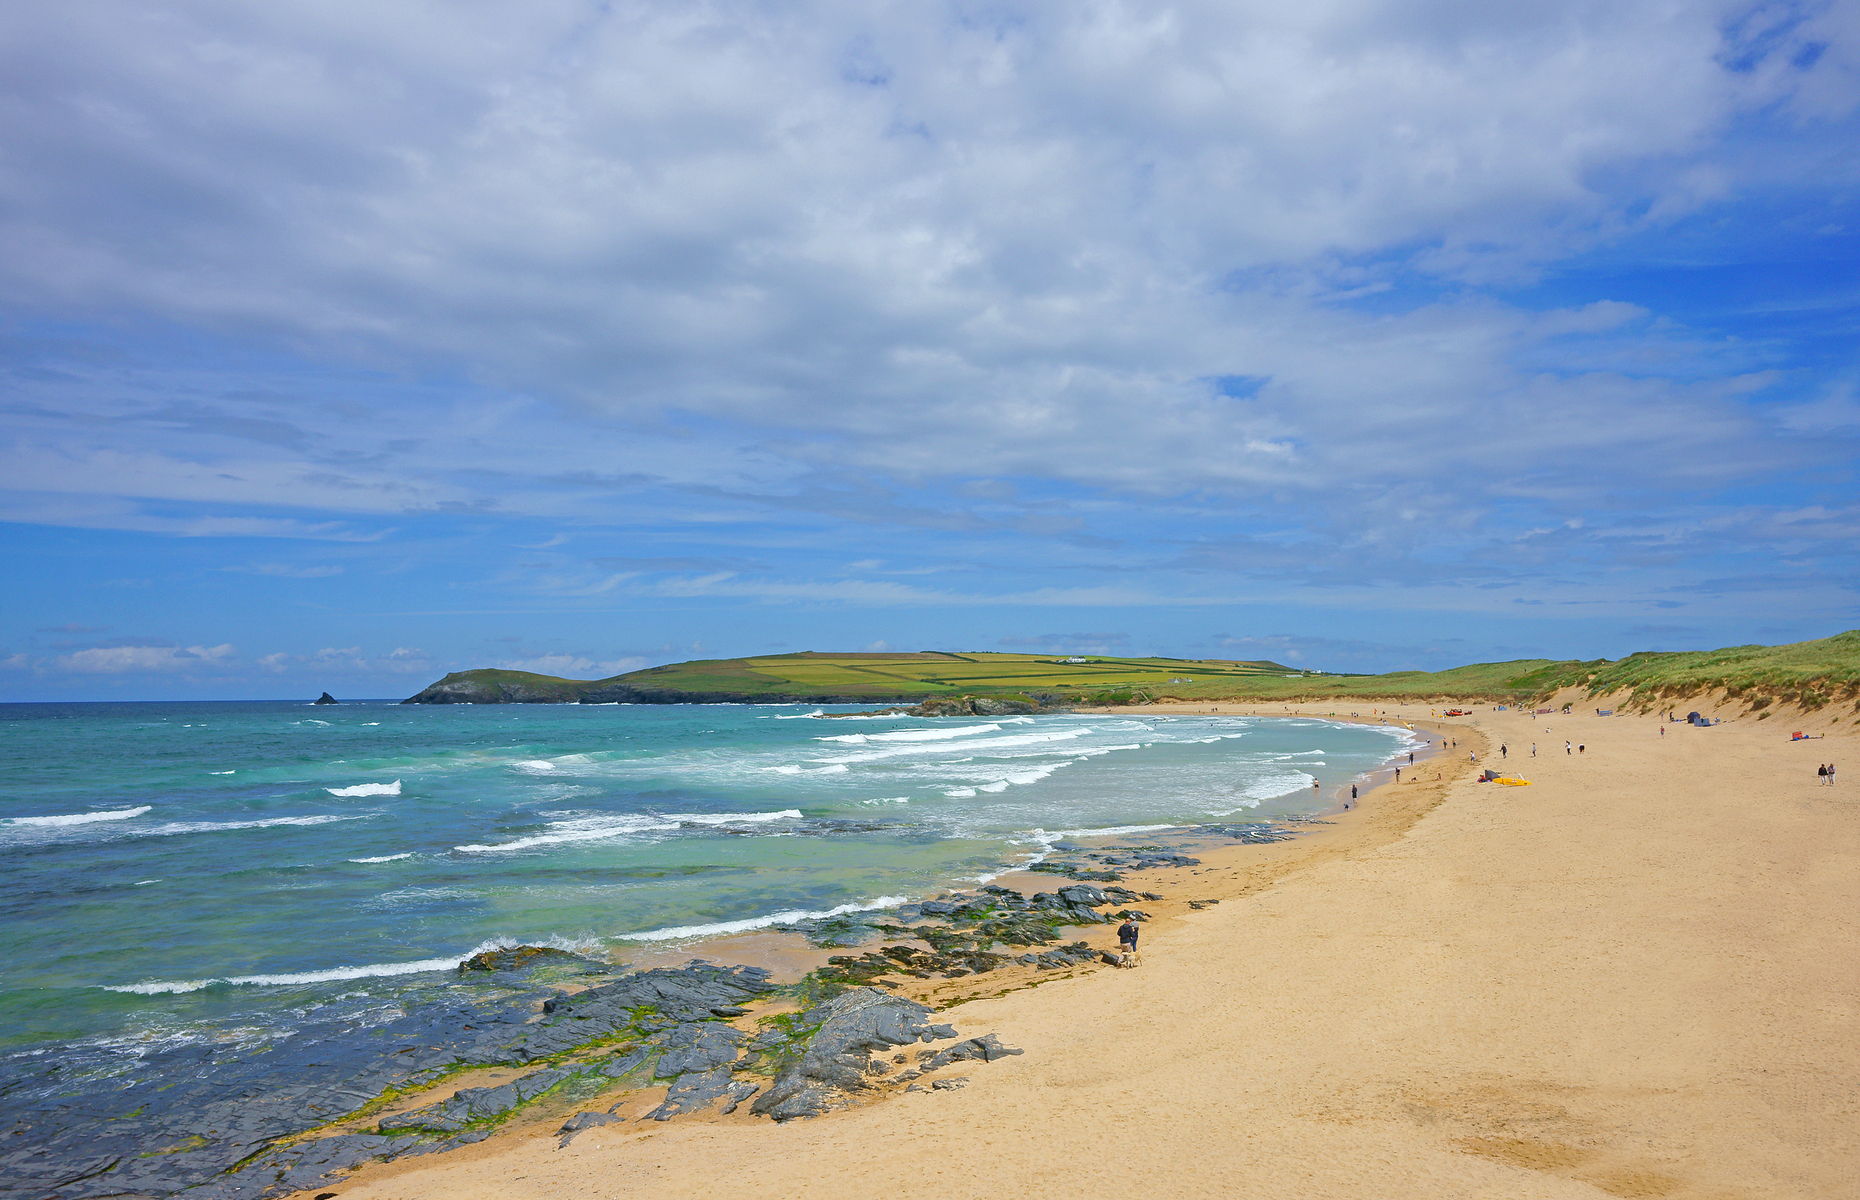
[404,633,1860,710]
[602,650,1296,703]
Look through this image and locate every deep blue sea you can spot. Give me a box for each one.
[0,700,1414,1069]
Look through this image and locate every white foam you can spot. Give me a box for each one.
[4,805,151,827]
[771,710,825,719]
[814,727,1092,765]
[326,781,401,797]
[615,896,911,942]
[1040,822,1180,840]
[515,761,556,770]
[349,852,414,863]
[454,809,801,853]
[102,935,605,995]
[145,814,367,837]
[104,955,467,994]
[815,723,1001,745]
[208,770,235,775]
[943,787,976,798]
[669,809,803,826]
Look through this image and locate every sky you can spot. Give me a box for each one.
[2,0,1858,701]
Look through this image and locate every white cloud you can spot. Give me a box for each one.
[0,0,1852,630]
[56,644,236,673]
[496,654,646,678]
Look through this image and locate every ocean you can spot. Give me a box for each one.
[0,700,1415,1076]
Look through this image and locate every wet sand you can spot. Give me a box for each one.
[289,696,1858,1199]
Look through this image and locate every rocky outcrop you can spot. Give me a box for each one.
[1,959,774,1200]
[313,692,338,704]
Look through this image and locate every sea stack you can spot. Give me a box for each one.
[313,692,338,705]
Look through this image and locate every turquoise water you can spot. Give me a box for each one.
[0,701,1414,1058]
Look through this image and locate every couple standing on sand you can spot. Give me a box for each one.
[1817,763,1837,786]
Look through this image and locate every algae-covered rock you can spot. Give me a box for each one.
[458,945,592,974]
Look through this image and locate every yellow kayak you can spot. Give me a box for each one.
[1496,777,1532,786]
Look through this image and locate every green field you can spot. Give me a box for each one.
[406,631,1860,711]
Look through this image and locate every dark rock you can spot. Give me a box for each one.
[0,960,779,1200]
[313,692,338,705]
[557,1110,624,1147]
[1187,899,1220,910]
[751,988,936,1122]
[930,1077,969,1090]
[919,1034,1022,1071]
[717,1081,759,1115]
[377,1066,572,1133]
[652,1022,745,1077]
[644,1067,738,1121]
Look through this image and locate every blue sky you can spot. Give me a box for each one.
[3,0,1857,700]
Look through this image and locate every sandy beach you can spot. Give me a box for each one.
[288,695,1858,1199]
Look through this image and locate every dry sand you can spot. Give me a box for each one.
[291,699,1858,1199]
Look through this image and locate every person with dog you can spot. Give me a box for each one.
[1117,916,1139,957]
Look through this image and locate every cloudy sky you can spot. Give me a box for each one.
[2,0,1857,700]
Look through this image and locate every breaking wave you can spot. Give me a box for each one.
[3,806,151,827]
[325,781,402,797]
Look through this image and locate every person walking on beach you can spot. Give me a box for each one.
[1531,743,1537,756]
[1350,784,1358,806]
[1830,763,1837,787]
[1818,764,1828,786]
[1117,917,1139,956]
[1500,744,1507,758]
[1566,741,1573,754]
[1394,766,1401,782]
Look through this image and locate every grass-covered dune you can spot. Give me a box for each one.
[402,632,1860,712]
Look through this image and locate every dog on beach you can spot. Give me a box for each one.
[1102,949,1142,968]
